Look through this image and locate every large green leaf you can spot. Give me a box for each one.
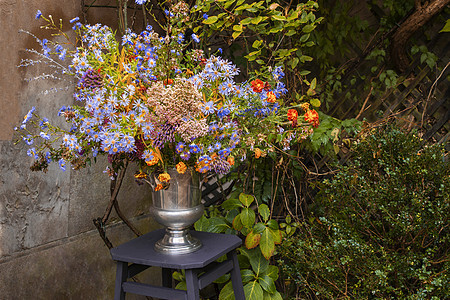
[253,222,266,234]
[258,275,276,294]
[240,207,256,228]
[242,248,269,276]
[258,204,270,222]
[244,280,264,300]
[265,265,279,281]
[245,230,261,249]
[260,228,275,259]
[262,290,283,300]
[232,214,244,231]
[219,281,235,300]
[240,269,255,283]
[239,193,254,207]
[222,198,243,210]
[208,217,230,233]
[268,227,282,244]
[194,214,210,232]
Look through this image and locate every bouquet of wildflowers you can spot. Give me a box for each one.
[16,2,320,190]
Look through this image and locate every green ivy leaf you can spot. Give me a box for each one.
[208,217,230,233]
[240,207,256,228]
[265,265,279,281]
[258,204,270,222]
[262,290,283,300]
[258,275,276,294]
[194,214,211,232]
[232,30,243,39]
[253,222,266,234]
[175,281,187,291]
[245,230,261,249]
[214,273,231,284]
[241,248,269,275]
[269,228,282,244]
[240,17,253,25]
[219,281,235,300]
[267,219,278,230]
[260,227,275,259]
[244,280,264,300]
[222,198,243,210]
[241,269,255,283]
[203,16,218,24]
[239,193,255,207]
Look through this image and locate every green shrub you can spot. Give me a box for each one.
[279,126,449,299]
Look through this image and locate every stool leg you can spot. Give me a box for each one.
[114,261,128,300]
[162,268,172,288]
[185,269,200,300]
[227,251,245,300]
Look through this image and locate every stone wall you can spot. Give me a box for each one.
[0,1,159,298]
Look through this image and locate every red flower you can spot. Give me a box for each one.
[305,109,319,127]
[287,109,298,127]
[251,79,264,93]
[163,78,174,85]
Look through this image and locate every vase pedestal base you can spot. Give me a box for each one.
[155,229,202,255]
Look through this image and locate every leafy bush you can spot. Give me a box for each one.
[279,126,449,299]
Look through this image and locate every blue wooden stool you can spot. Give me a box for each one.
[111,229,245,300]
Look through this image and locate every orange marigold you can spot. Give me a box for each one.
[227,156,235,166]
[251,79,264,93]
[300,102,310,112]
[304,109,319,127]
[158,172,171,183]
[176,162,187,174]
[266,91,276,103]
[146,155,159,166]
[287,109,298,122]
[154,184,164,192]
[255,148,262,159]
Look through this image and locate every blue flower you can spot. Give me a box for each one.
[203,13,209,20]
[70,17,80,24]
[27,148,38,159]
[58,158,66,171]
[176,142,185,153]
[23,135,34,145]
[35,10,42,20]
[40,132,50,140]
[22,107,36,125]
[218,48,223,54]
[201,101,215,115]
[191,33,200,43]
[135,0,146,4]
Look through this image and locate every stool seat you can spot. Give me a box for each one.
[111,229,245,300]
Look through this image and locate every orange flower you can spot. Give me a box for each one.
[305,109,319,127]
[176,162,187,174]
[266,91,276,103]
[134,171,147,179]
[227,156,235,166]
[146,155,159,166]
[154,184,163,191]
[300,102,310,112]
[287,109,298,122]
[251,79,264,93]
[255,148,262,159]
[158,172,171,183]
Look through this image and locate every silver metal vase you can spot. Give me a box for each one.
[150,168,204,254]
